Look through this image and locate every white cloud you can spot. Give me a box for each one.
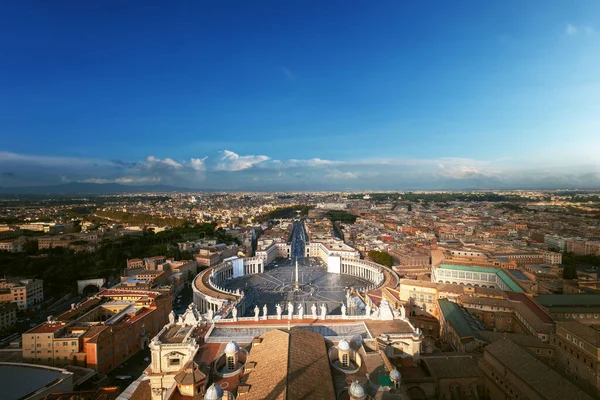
[145,156,183,169]
[2,150,600,190]
[566,24,578,35]
[190,157,207,171]
[324,170,359,180]
[215,150,270,172]
[280,158,339,168]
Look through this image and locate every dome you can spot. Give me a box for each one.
[338,339,350,351]
[225,341,240,354]
[204,383,224,400]
[349,381,366,399]
[390,368,402,382]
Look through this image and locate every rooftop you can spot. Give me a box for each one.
[484,339,595,400]
[422,354,482,379]
[0,363,73,400]
[557,321,600,347]
[240,328,336,400]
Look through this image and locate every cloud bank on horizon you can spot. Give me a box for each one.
[1,150,598,191]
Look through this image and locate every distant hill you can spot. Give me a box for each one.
[0,182,201,195]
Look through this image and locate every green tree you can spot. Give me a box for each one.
[367,250,394,267]
[562,264,578,279]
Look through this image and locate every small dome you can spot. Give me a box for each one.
[349,381,366,399]
[390,368,402,382]
[204,383,224,400]
[338,339,350,351]
[225,341,239,354]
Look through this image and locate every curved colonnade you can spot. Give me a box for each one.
[193,253,399,317]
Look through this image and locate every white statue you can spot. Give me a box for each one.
[311,303,317,319]
[298,303,304,319]
[263,304,268,320]
[207,308,214,320]
[168,311,175,324]
[254,305,260,321]
[232,307,238,321]
[287,301,294,320]
[320,303,327,319]
[341,303,347,317]
[400,304,406,319]
[276,304,282,320]
[366,306,371,317]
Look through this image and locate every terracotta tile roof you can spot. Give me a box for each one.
[240,328,336,400]
[484,339,595,400]
[82,326,110,343]
[287,328,336,400]
[557,321,600,347]
[240,329,288,400]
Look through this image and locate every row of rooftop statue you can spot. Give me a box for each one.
[248,302,340,321]
[201,298,408,322]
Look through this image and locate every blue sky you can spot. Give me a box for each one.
[1,1,599,190]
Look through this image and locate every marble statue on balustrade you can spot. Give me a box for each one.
[400,304,406,319]
[311,303,317,319]
[287,301,294,320]
[232,307,237,321]
[168,311,175,324]
[341,303,347,317]
[262,304,268,320]
[254,305,260,321]
[276,304,282,320]
[320,303,327,319]
[298,304,304,319]
[366,305,371,318]
[207,308,214,321]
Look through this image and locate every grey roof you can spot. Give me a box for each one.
[0,363,72,400]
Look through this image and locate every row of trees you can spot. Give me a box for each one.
[367,250,394,267]
[561,252,600,279]
[95,209,188,227]
[255,205,312,223]
[326,210,358,223]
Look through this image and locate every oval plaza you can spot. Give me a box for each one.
[192,221,397,318]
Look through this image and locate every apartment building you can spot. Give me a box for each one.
[0,278,44,310]
[0,302,17,331]
[0,239,23,253]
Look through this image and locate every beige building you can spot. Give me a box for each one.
[552,321,600,397]
[479,339,594,400]
[0,278,44,311]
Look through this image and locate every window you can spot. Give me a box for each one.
[170,358,181,367]
[341,353,349,368]
[227,356,235,370]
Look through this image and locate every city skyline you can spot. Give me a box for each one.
[1,1,600,190]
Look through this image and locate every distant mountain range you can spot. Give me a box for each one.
[0,182,204,195]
